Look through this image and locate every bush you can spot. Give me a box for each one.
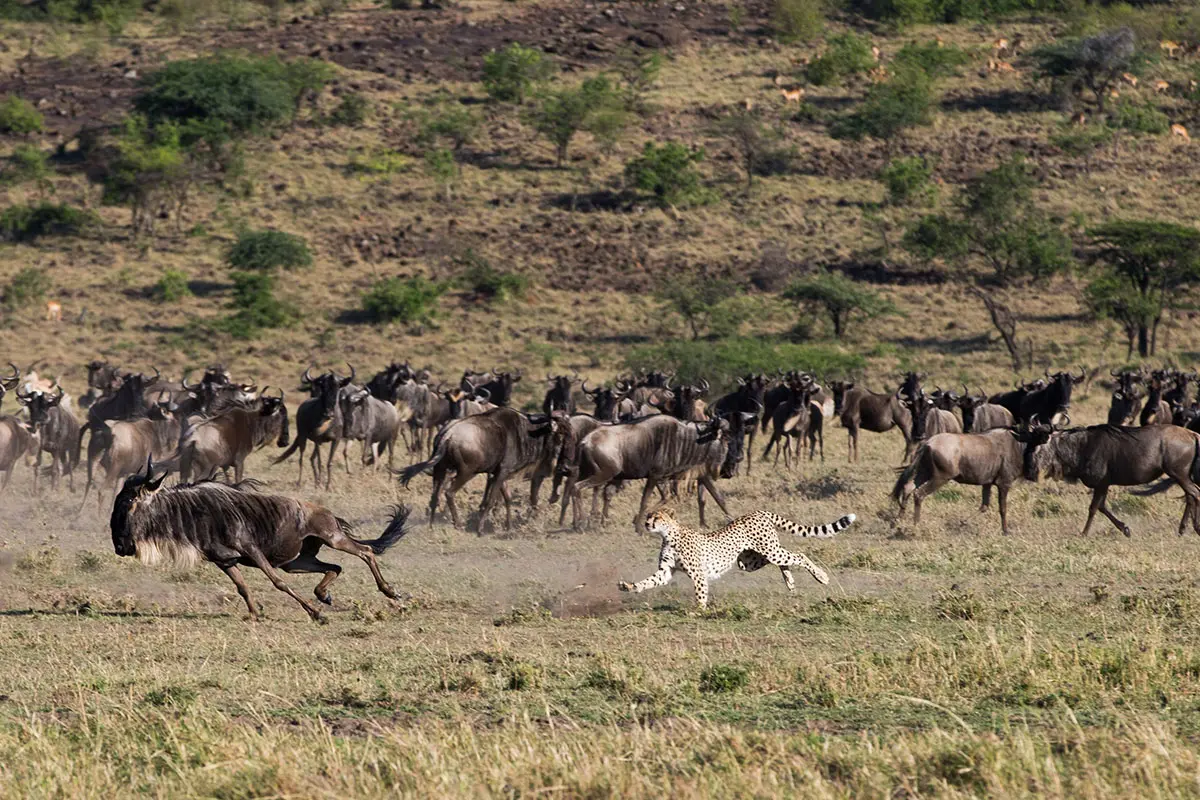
[1032,27,1137,114]
[656,277,744,339]
[457,251,529,303]
[0,203,96,242]
[2,267,51,311]
[1107,100,1169,134]
[216,271,294,338]
[153,269,192,303]
[625,338,865,389]
[893,40,973,78]
[830,66,935,150]
[806,33,876,86]
[771,0,824,42]
[699,664,749,694]
[880,155,935,205]
[135,55,332,144]
[3,144,51,192]
[227,229,313,271]
[424,147,458,199]
[783,271,898,338]
[416,103,481,152]
[0,95,43,135]
[1050,123,1112,171]
[327,92,370,127]
[482,44,553,104]
[362,276,445,324]
[524,76,627,166]
[624,141,711,209]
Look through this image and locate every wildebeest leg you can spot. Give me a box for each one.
[325,440,339,489]
[501,482,514,530]
[341,440,353,475]
[1081,487,1105,536]
[997,485,1010,536]
[1096,489,1131,537]
[319,530,400,600]
[980,485,992,512]
[633,479,659,535]
[908,474,947,525]
[746,426,755,475]
[0,466,12,494]
[697,479,707,527]
[220,564,260,620]
[280,543,342,605]
[428,463,448,525]
[444,470,475,530]
[698,474,732,521]
[32,449,41,495]
[243,547,324,621]
[847,426,857,463]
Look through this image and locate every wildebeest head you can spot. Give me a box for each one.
[111,457,168,557]
[18,385,63,429]
[829,380,855,415]
[260,387,290,447]
[367,361,412,402]
[1039,367,1085,424]
[709,410,758,478]
[906,392,935,439]
[955,386,987,430]
[467,367,521,406]
[899,372,924,404]
[86,360,122,393]
[640,370,672,389]
[583,380,627,422]
[543,373,577,414]
[736,373,768,405]
[1013,424,1056,482]
[930,387,958,411]
[302,364,355,416]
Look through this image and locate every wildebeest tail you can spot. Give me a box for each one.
[271,436,303,466]
[891,443,927,504]
[397,434,449,487]
[341,504,412,554]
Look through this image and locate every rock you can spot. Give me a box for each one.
[123,69,138,79]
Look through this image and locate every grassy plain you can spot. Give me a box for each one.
[2,0,1200,795]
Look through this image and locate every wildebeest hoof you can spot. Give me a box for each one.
[317,593,333,606]
[1122,526,1132,537]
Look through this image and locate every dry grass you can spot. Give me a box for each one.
[2,0,1200,795]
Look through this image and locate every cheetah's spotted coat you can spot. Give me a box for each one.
[618,508,855,608]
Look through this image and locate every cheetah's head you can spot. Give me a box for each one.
[645,507,679,538]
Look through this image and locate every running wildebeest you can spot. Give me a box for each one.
[272,365,354,489]
[893,429,1034,535]
[18,385,80,492]
[0,414,38,492]
[715,374,768,474]
[110,461,410,622]
[178,389,290,483]
[1023,424,1200,537]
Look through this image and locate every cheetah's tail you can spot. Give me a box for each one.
[774,512,855,538]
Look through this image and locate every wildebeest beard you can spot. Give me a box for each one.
[111,480,309,567]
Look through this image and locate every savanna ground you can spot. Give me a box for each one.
[2,0,1200,795]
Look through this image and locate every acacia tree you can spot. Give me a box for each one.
[903,157,1073,371]
[1086,221,1200,357]
[782,271,896,338]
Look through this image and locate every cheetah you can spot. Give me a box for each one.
[618,507,855,609]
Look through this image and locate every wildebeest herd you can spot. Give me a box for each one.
[4,359,1200,620]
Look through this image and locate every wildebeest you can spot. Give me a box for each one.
[272,366,354,489]
[1009,368,1084,425]
[444,387,493,420]
[465,367,522,407]
[955,386,1015,432]
[178,389,290,483]
[1139,370,1173,425]
[0,363,19,410]
[715,374,768,473]
[1164,370,1194,411]
[549,412,608,507]
[80,394,181,508]
[542,374,578,415]
[561,411,755,533]
[340,386,401,469]
[988,377,1048,419]
[1023,424,1200,537]
[0,415,38,492]
[18,386,80,492]
[908,392,963,450]
[80,368,160,455]
[399,407,568,531]
[110,462,410,622]
[628,370,673,407]
[582,380,634,423]
[761,380,821,470]
[396,378,451,453]
[831,380,914,463]
[893,429,1031,535]
[1106,370,1143,426]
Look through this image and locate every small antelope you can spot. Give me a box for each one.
[1161,40,1181,58]
[741,98,754,111]
[867,66,889,83]
[1070,111,1087,126]
[1108,88,1120,99]
[1154,79,1171,93]
[780,87,805,103]
[989,59,1015,73]
[1171,123,1190,142]
[993,37,1010,55]
[871,45,881,61]
[773,74,786,86]
[1121,72,1138,87]
[935,36,945,48]
[45,300,61,322]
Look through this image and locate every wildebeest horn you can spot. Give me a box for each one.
[492,366,503,376]
[698,377,710,395]
[5,363,18,387]
[15,385,31,402]
[1044,367,1052,378]
[1076,365,1086,382]
[302,366,314,384]
[581,379,593,395]
[546,373,554,383]
[513,368,523,380]
[148,366,160,382]
[476,387,492,402]
[346,362,356,383]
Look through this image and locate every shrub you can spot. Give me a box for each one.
[2,267,51,311]
[347,149,409,176]
[3,144,51,193]
[362,276,445,324]
[0,203,96,242]
[829,66,935,151]
[135,55,332,145]
[0,95,43,134]
[227,229,313,271]
[699,664,749,693]
[216,271,294,338]
[457,251,529,303]
[893,40,973,78]
[94,114,191,236]
[880,155,935,205]
[656,277,743,339]
[783,271,898,338]
[806,33,876,86]
[1107,100,1169,134]
[482,44,553,104]
[327,92,370,127]
[1050,123,1112,172]
[153,269,192,302]
[615,50,663,115]
[771,0,824,42]
[424,147,458,200]
[713,111,794,191]
[624,141,711,209]
[625,338,865,389]
[1032,27,1137,114]
[524,76,627,166]
[416,103,481,152]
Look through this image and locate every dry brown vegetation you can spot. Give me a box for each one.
[3,0,1200,795]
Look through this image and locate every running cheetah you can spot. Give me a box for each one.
[618,507,855,608]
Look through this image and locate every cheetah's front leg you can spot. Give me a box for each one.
[618,554,675,595]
